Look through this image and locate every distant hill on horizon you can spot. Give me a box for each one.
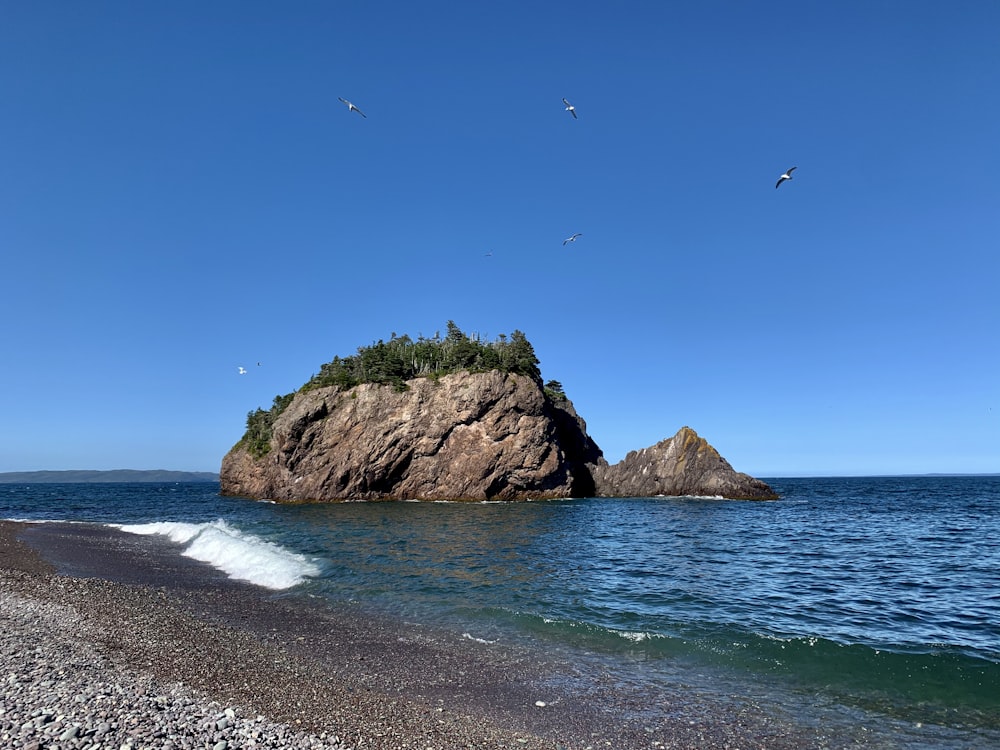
[0,470,220,484]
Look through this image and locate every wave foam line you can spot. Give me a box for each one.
[112,520,320,590]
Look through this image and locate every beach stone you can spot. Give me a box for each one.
[60,724,80,740]
[0,579,351,750]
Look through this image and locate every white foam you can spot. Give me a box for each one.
[462,632,498,644]
[619,630,653,643]
[112,519,320,590]
[649,494,728,500]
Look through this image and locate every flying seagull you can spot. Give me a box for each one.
[562,98,577,119]
[775,166,797,189]
[338,97,367,118]
[238,367,247,375]
[563,233,582,245]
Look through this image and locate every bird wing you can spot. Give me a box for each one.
[787,166,797,174]
[775,178,785,189]
[563,98,571,106]
[339,97,366,117]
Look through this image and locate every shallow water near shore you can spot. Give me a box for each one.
[4,476,999,748]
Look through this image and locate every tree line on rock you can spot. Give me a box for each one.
[238,322,552,458]
[302,321,542,392]
[241,392,296,458]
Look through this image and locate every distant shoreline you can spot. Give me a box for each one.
[0,470,219,484]
[2,469,994,486]
[762,472,1000,479]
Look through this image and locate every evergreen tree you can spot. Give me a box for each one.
[506,330,541,379]
[544,379,566,400]
[300,322,543,391]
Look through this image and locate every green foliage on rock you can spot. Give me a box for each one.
[240,392,295,458]
[302,321,541,392]
[544,379,567,401]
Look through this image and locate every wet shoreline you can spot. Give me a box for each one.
[2,520,834,749]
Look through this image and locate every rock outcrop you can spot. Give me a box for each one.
[221,372,776,502]
[221,371,602,502]
[592,426,778,500]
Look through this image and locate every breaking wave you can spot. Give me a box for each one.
[112,519,320,590]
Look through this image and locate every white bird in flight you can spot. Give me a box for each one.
[775,166,797,189]
[563,233,582,245]
[238,367,247,375]
[338,97,367,118]
[562,98,577,119]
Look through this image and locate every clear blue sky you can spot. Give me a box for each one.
[2,1,998,477]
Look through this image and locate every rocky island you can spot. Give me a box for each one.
[221,324,776,502]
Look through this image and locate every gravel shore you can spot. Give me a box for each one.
[1,521,832,750]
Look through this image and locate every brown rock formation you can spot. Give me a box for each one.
[592,426,778,500]
[220,373,777,502]
[221,371,602,502]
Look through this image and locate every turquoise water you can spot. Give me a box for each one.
[4,476,999,747]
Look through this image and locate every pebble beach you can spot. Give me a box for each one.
[1,520,834,750]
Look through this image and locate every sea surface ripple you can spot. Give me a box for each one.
[4,475,999,748]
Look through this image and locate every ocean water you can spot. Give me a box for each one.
[3,476,999,748]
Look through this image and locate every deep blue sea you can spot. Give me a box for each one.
[3,476,998,748]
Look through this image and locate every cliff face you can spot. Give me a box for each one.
[220,372,776,502]
[221,371,602,502]
[592,426,778,500]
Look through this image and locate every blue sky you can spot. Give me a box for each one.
[2,1,998,477]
